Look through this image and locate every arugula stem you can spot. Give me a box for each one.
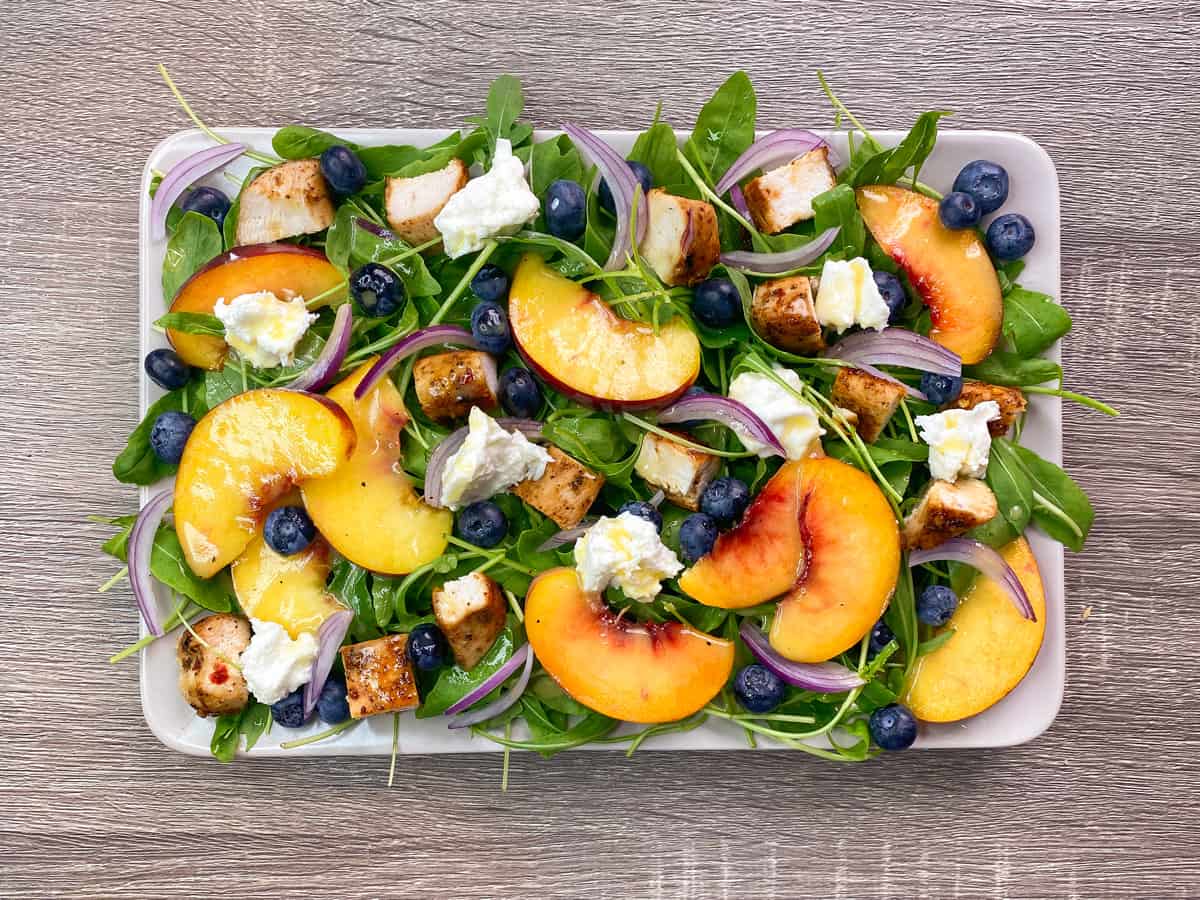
[817,71,880,151]
[157,64,280,167]
[108,597,198,664]
[279,719,358,749]
[430,242,498,327]
[501,722,512,791]
[900,398,919,442]
[621,412,758,459]
[387,713,400,787]
[675,148,757,232]
[445,535,537,576]
[1023,384,1119,417]
[98,566,128,593]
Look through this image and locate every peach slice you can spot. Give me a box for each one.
[856,185,1002,364]
[525,568,734,723]
[173,389,356,578]
[301,361,452,575]
[508,254,700,410]
[167,244,345,370]
[904,537,1047,722]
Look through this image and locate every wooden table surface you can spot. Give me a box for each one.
[3,1,1196,896]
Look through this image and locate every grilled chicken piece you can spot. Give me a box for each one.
[949,382,1028,436]
[639,190,720,286]
[432,572,507,670]
[903,478,999,550]
[743,147,837,234]
[177,613,251,718]
[235,159,335,246]
[750,275,824,354]
[412,351,499,422]
[831,367,908,443]
[385,159,469,246]
[341,634,420,719]
[512,445,605,529]
[634,432,720,511]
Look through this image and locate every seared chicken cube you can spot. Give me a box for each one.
[743,147,837,234]
[639,189,720,286]
[831,367,907,443]
[750,275,824,354]
[432,572,507,670]
[413,350,499,423]
[235,159,335,246]
[903,478,999,550]
[949,382,1028,436]
[634,432,720,511]
[177,613,251,718]
[385,159,469,246]
[512,445,605,529]
[340,634,420,719]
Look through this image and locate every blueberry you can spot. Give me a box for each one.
[499,367,543,418]
[180,186,231,228]
[872,271,907,324]
[599,161,653,215]
[986,213,1036,261]
[700,477,750,527]
[734,664,785,714]
[470,301,512,355]
[316,673,351,725]
[868,619,895,657]
[263,505,317,556]
[544,179,587,241]
[869,703,918,751]
[319,145,367,196]
[920,372,963,406]
[618,500,663,532]
[917,584,959,626]
[350,262,404,317]
[470,264,510,302]
[679,513,718,563]
[456,501,508,548]
[271,688,311,729]
[938,191,981,230]
[952,160,1009,215]
[406,623,450,672]
[144,348,191,391]
[149,410,195,464]
[692,278,741,329]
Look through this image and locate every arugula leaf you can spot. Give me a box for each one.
[347,219,440,297]
[1002,287,1072,357]
[272,126,357,160]
[112,390,188,485]
[357,144,423,180]
[101,517,233,611]
[330,559,380,642]
[528,134,586,225]
[812,184,866,259]
[210,711,241,763]
[416,619,516,717]
[629,122,686,189]
[163,212,222,300]
[541,414,631,467]
[986,437,1034,536]
[204,364,245,408]
[324,203,355,272]
[850,111,949,187]
[1007,441,1094,551]
[393,131,488,178]
[154,311,224,337]
[965,351,1061,386]
[487,75,524,142]
[684,71,756,182]
[239,702,271,751]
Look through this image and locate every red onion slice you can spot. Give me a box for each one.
[445,643,532,718]
[536,517,600,552]
[720,227,841,274]
[303,609,353,718]
[289,303,353,392]
[909,538,1035,621]
[730,185,752,221]
[424,417,545,508]
[657,392,786,457]
[825,329,962,377]
[739,623,865,693]
[129,490,172,636]
[448,644,536,729]
[562,124,647,270]
[151,143,246,241]
[851,362,929,402]
[353,325,480,400]
[714,130,834,196]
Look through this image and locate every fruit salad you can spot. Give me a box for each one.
[100,68,1115,767]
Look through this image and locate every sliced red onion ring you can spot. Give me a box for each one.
[719,227,841,274]
[851,362,930,402]
[825,329,961,377]
[730,185,752,221]
[354,325,480,400]
[152,143,246,241]
[445,643,532,719]
[303,609,353,718]
[657,392,786,457]
[424,417,545,508]
[129,490,172,636]
[909,538,1035,621]
[355,218,394,239]
[562,124,647,270]
[536,517,599,552]
[740,623,865,693]
[715,130,834,196]
[448,644,536,729]
[289,303,353,392]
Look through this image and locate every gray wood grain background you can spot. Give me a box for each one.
[2,0,1197,896]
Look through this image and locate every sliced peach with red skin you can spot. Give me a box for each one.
[904,537,1046,722]
[508,253,700,411]
[173,389,356,578]
[525,568,734,723]
[167,243,345,370]
[301,360,452,575]
[856,185,1002,364]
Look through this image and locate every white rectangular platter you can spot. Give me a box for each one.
[138,126,1063,756]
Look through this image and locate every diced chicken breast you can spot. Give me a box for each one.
[903,478,999,550]
[743,147,837,234]
[831,367,908,443]
[341,634,420,719]
[639,189,720,286]
[634,432,720,511]
[432,572,507,670]
[512,445,605,529]
[750,275,825,354]
[177,613,251,718]
[385,159,469,246]
[235,159,335,246]
[949,382,1028,436]
[412,350,499,422]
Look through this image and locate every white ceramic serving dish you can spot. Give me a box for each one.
[137,126,1063,756]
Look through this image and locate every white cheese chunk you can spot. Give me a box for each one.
[238,618,318,705]
[574,512,682,601]
[440,406,553,510]
[727,367,825,460]
[433,139,540,258]
[213,290,317,369]
[814,257,891,333]
[915,401,1001,482]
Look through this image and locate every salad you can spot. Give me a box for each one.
[100,67,1115,772]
